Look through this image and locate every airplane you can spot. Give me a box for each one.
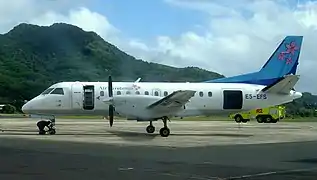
[22,36,304,137]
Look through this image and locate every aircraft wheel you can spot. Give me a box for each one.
[159,127,170,137]
[146,125,155,133]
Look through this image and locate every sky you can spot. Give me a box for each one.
[1,0,317,94]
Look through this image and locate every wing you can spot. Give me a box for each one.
[146,90,196,111]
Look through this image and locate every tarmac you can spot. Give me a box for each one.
[0,118,317,180]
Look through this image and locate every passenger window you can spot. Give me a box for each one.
[154,91,159,96]
[50,88,64,95]
[126,91,131,95]
[117,91,121,95]
[164,91,168,96]
[208,92,212,97]
[145,91,149,95]
[100,91,104,96]
[41,88,54,95]
[199,91,203,97]
[136,91,140,95]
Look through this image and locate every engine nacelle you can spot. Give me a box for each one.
[112,95,162,120]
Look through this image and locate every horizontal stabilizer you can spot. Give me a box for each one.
[147,90,196,110]
[261,75,300,94]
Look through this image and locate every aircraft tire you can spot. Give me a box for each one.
[159,127,170,137]
[146,125,155,133]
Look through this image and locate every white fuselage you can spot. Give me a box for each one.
[22,81,302,121]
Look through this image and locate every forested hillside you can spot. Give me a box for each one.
[0,23,223,110]
[285,92,317,117]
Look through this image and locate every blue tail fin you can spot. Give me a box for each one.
[259,36,302,76]
[205,36,303,85]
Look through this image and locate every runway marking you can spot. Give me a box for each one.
[223,167,317,179]
[118,167,134,171]
[144,167,317,180]
[130,168,221,180]
[158,172,221,180]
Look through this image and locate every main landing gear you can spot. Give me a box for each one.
[146,121,155,134]
[36,117,56,135]
[145,117,170,137]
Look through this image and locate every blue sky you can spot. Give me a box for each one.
[88,0,312,40]
[90,0,207,41]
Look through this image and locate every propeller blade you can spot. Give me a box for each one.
[108,75,114,127]
[109,105,114,127]
[108,75,113,98]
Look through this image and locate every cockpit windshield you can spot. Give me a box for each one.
[50,88,64,95]
[41,87,65,95]
[41,88,54,95]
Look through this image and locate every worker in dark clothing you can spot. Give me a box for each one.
[36,120,55,135]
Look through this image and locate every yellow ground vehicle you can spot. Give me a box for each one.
[229,105,286,123]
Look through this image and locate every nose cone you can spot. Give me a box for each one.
[22,101,31,114]
[22,98,40,114]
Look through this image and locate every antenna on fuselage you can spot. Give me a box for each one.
[134,78,141,83]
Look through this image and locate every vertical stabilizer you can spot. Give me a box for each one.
[204,36,303,85]
[259,36,303,77]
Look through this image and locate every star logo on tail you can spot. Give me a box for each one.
[286,41,299,55]
[278,41,299,65]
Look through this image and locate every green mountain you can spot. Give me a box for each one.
[0,23,224,109]
[285,92,317,117]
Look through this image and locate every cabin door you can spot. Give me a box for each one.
[83,85,95,110]
[222,90,243,110]
[71,83,83,110]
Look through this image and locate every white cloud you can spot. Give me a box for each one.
[0,0,88,33]
[124,0,317,94]
[1,0,317,94]
[29,7,119,43]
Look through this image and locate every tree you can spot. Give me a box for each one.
[2,104,16,114]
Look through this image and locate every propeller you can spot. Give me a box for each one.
[108,75,114,127]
